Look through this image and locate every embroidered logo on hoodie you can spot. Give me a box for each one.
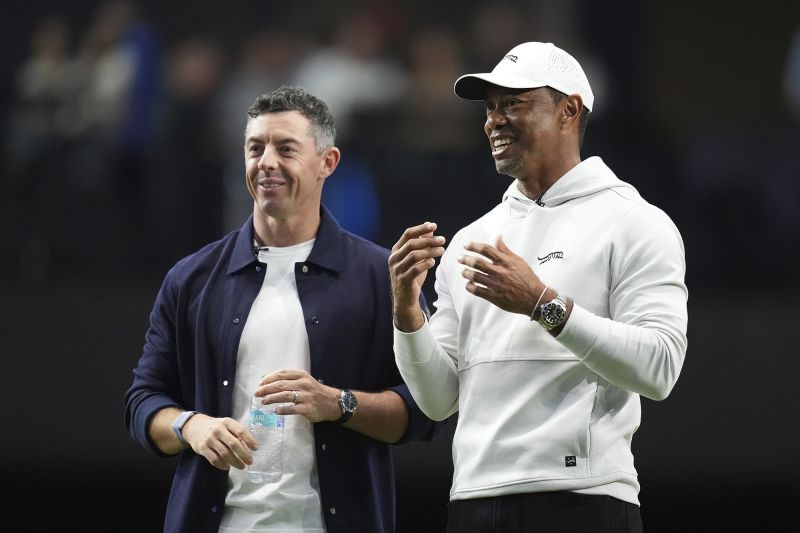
[537,251,564,264]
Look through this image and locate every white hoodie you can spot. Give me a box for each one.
[394,156,688,505]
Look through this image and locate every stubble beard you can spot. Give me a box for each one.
[495,156,524,178]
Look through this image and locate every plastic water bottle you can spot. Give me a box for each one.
[248,396,285,483]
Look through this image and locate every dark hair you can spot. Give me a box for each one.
[247,85,336,153]
[545,87,589,149]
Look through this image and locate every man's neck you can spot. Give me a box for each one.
[253,210,320,248]
[515,156,581,201]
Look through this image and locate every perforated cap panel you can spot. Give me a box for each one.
[547,49,581,80]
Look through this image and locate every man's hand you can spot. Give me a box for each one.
[255,369,342,423]
[181,414,258,471]
[388,222,446,332]
[459,235,545,316]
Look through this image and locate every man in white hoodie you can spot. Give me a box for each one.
[389,42,687,532]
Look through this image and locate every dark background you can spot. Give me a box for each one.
[2,1,799,531]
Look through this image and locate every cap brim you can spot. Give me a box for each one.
[454,72,547,100]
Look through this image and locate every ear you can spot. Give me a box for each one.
[562,94,583,126]
[319,146,341,180]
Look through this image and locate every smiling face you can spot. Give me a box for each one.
[244,110,338,223]
[483,86,563,180]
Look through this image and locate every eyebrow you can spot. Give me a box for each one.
[244,135,302,146]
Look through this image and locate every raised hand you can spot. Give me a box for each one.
[388,222,446,332]
[459,235,545,316]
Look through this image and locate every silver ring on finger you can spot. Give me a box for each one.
[292,390,299,403]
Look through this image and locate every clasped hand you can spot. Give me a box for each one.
[183,369,341,471]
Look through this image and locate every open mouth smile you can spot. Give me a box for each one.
[491,137,516,157]
[257,177,287,191]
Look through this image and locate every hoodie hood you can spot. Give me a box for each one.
[502,156,640,210]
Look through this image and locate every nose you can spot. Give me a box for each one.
[258,146,278,173]
[485,106,508,134]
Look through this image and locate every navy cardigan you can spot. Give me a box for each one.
[124,206,441,532]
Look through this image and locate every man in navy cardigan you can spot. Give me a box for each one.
[125,86,441,533]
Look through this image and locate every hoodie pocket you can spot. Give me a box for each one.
[454,357,598,486]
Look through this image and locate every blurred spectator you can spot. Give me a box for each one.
[2,14,80,281]
[7,15,78,139]
[148,38,226,270]
[294,10,408,142]
[72,3,136,139]
[466,2,528,68]
[395,27,475,154]
[70,1,161,154]
[376,26,494,246]
[66,0,162,271]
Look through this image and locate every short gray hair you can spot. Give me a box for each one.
[247,85,336,153]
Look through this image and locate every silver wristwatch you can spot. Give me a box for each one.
[538,295,568,331]
[336,389,358,423]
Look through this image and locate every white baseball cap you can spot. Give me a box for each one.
[454,42,594,111]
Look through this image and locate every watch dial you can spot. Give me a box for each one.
[544,303,564,325]
[343,392,357,411]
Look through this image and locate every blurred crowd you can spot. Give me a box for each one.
[2,0,799,291]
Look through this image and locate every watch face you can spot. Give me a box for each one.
[341,390,357,413]
[542,301,565,326]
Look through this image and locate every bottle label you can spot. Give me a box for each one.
[250,408,285,429]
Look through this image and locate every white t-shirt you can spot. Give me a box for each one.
[219,239,326,532]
